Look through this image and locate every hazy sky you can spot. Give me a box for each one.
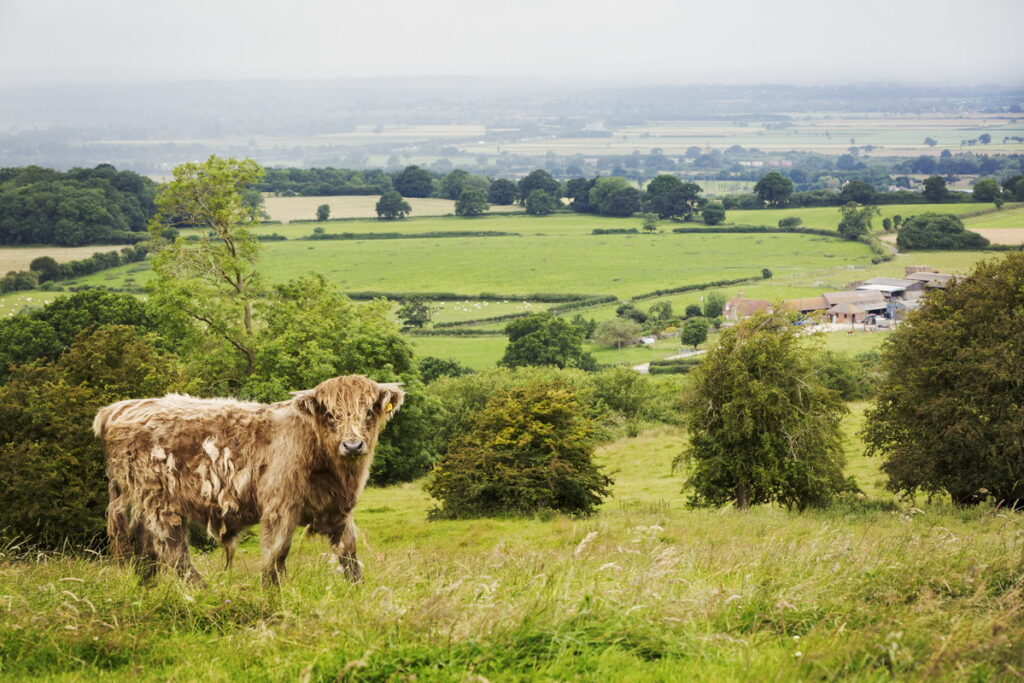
[2,0,1022,86]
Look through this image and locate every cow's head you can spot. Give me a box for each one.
[290,375,405,458]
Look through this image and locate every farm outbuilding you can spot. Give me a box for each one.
[722,295,773,321]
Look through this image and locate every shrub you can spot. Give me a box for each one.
[675,314,854,510]
[426,381,612,518]
[0,326,190,549]
[778,216,803,228]
[419,356,474,383]
[896,213,989,251]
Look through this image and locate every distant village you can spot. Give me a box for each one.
[723,265,957,327]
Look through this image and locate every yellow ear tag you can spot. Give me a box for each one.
[385,403,393,412]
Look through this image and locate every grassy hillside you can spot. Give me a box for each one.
[3,417,1022,680]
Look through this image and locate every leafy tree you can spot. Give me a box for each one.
[397,295,432,328]
[922,175,948,202]
[28,256,60,282]
[316,203,330,221]
[524,189,560,215]
[972,178,1002,203]
[645,174,683,200]
[648,183,704,220]
[882,217,893,231]
[642,212,658,232]
[753,172,794,207]
[762,267,773,279]
[604,187,643,216]
[587,177,632,215]
[426,381,611,518]
[0,290,153,381]
[376,190,412,219]
[778,216,803,228]
[701,201,726,225]
[146,156,266,386]
[440,169,471,199]
[703,291,727,318]
[517,170,561,204]
[839,180,877,204]
[680,316,710,349]
[675,314,852,509]
[593,317,644,348]
[0,325,190,549]
[418,356,473,384]
[837,202,880,240]
[615,302,647,324]
[565,177,597,213]
[500,313,595,370]
[648,300,673,321]
[978,133,992,145]
[684,303,702,318]
[924,137,938,147]
[488,179,517,205]
[241,274,434,485]
[454,187,489,217]
[896,213,989,251]
[393,165,434,198]
[569,313,597,339]
[863,253,1024,505]
[1002,175,1024,202]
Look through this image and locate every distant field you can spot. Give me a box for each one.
[263,195,520,222]
[71,232,874,300]
[0,245,122,273]
[974,229,1024,245]
[410,335,506,369]
[962,204,1024,229]
[473,114,1024,158]
[0,290,58,318]
[728,202,993,231]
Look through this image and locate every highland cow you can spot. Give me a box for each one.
[94,375,404,586]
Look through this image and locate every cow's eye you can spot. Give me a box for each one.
[324,411,335,423]
[366,408,375,419]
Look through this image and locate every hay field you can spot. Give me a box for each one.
[263,195,521,222]
[0,245,123,273]
[974,229,1024,245]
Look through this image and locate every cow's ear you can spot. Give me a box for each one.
[376,382,405,419]
[289,389,319,416]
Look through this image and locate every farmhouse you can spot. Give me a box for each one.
[722,294,773,321]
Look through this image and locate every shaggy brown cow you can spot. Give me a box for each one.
[94,375,404,586]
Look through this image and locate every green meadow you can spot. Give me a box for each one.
[67,231,874,299]
[4,417,1022,680]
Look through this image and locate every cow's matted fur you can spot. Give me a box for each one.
[95,375,404,586]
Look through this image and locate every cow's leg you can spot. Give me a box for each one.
[260,506,300,587]
[326,513,362,582]
[142,509,206,587]
[131,519,160,585]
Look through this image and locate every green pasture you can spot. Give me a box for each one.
[4,415,1023,680]
[0,290,59,318]
[727,202,992,231]
[962,204,1024,229]
[70,232,874,300]
[410,335,507,369]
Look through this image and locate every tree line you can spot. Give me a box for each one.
[0,164,157,246]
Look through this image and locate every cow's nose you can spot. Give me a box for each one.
[342,439,365,455]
